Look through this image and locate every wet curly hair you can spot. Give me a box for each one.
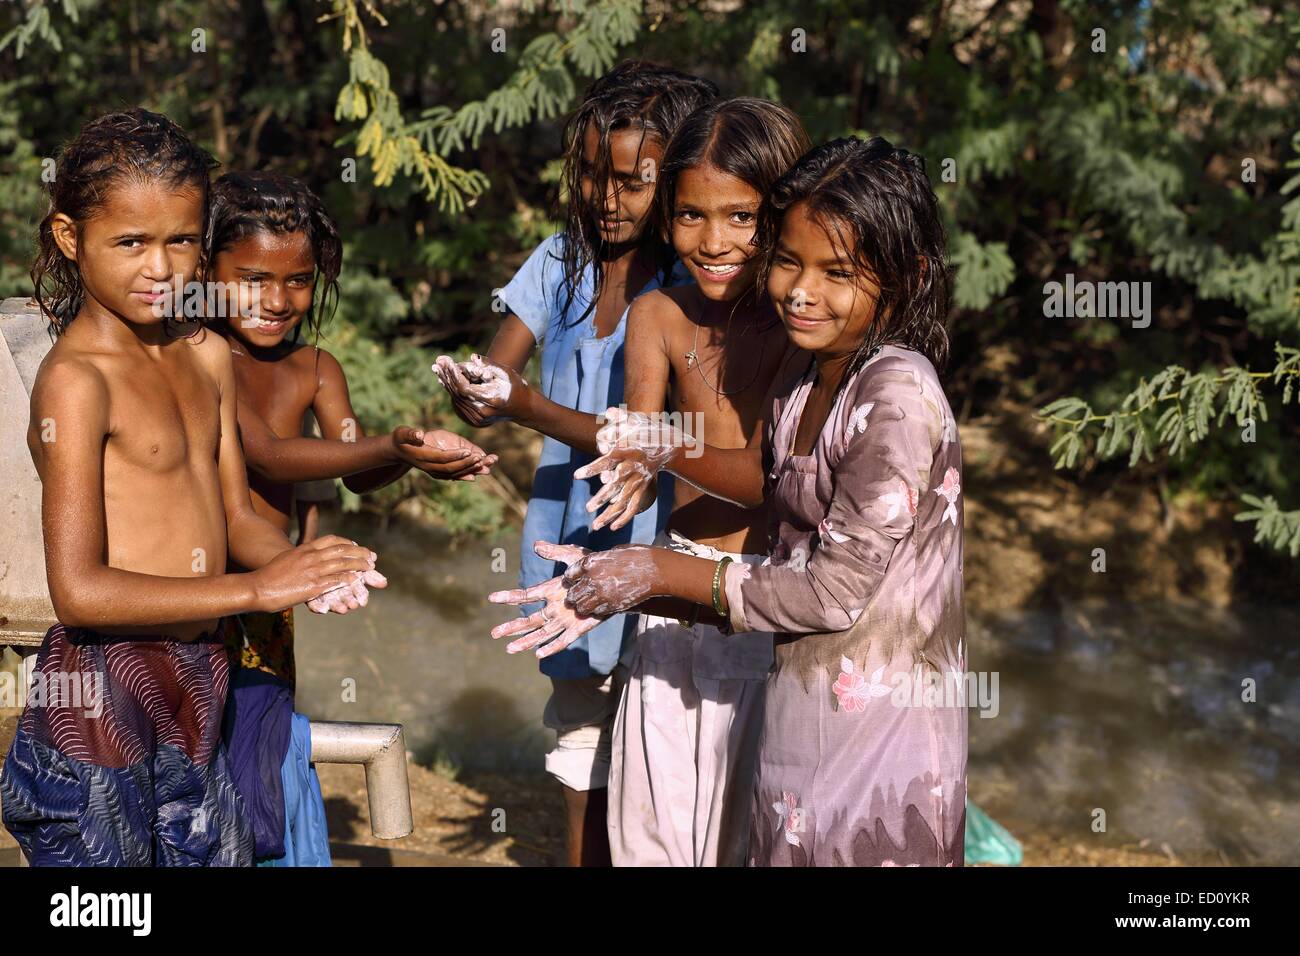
[31,107,218,335]
[556,60,718,326]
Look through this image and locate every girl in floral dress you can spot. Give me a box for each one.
[490,136,967,867]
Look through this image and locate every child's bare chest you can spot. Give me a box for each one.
[592,290,634,340]
[666,323,786,446]
[792,384,836,457]
[233,350,315,437]
[106,353,220,473]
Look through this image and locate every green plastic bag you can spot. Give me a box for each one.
[965,802,1022,866]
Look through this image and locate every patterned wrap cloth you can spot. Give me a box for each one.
[1,618,253,866]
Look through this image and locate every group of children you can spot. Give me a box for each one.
[1,57,967,868]
[441,62,968,866]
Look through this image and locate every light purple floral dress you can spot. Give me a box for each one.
[723,345,967,866]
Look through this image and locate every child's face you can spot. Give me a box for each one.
[767,201,881,357]
[671,163,763,302]
[579,125,663,246]
[211,229,316,348]
[56,180,203,327]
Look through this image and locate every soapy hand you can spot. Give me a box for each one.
[391,426,496,481]
[487,541,664,658]
[559,544,662,617]
[306,567,389,615]
[251,535,377,614]
[573,407,694,531]
[433,354,527,427]
[488,542,601,658]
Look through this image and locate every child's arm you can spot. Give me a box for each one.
[573,294,671,530]
[213,340,382,608]
[525,358,942,646]
[236,350,493,489]
[579,343,807,519]
[485,313,537,374]
[32,359,371,629]
[308,348,493,493]
[238,404,485,484]
[577,412,766,517]
[296,499,320,545]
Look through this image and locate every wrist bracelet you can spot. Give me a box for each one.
[712,556,734,617]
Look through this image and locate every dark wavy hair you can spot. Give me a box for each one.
[657,96,811,275]
[757,136,952,374]
[556,60,718,325]
[31,108,218,336]
[205,171,343,339]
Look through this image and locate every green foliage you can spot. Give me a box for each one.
[0,80,47,296]
[326,0,639,211]
[0,0,86,57]
[1040,344,1300,466]
[1235,494,1300,557]
[429,0,640,154]
[328,0,490,213]
[949,233,1015,311]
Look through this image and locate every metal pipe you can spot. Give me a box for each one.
[309,720,413,840]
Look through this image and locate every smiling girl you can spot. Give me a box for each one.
[581,97,808,867]
[490,136,967,867]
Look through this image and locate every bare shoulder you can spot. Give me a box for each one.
[297,345,346,391]
[302,344,344,374]
[31,340,109,411]
[629,285,691,328]
[183,326,236,379]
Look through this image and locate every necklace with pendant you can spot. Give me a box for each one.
[684,307,781,397]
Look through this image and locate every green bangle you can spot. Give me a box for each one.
[712,556,734,617]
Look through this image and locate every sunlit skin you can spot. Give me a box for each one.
[490,201,887,645]
[215,230,316,352]
[34,180,378,641]
[52,180,204,342]
[209,230,493,539]
[766,199,882,380]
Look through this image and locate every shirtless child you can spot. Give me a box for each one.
[0,109,380,866]
[204,170,490,863]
